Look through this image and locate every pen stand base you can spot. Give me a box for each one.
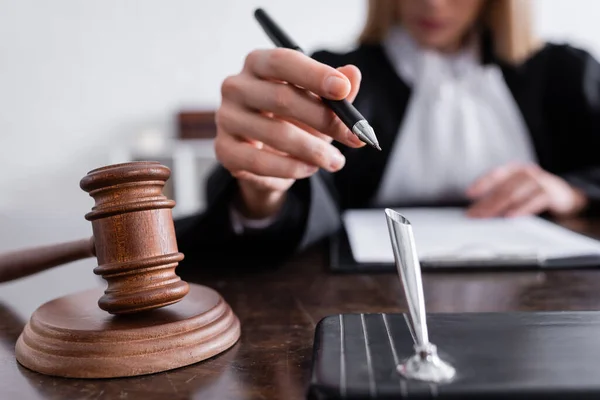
[15,283,241,378]
[398,343,456,383]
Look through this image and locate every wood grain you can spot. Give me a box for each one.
[0,237,94,283]
[3,216,600,398]
[15,283,240,378]
[5,161,241,381]
[0,161,190,315]
[80,161,189,314]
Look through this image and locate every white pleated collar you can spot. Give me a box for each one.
[373,25,538,207]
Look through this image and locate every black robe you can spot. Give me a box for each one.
[175,34,600,271]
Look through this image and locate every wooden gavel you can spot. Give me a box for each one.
[0,161,189,315]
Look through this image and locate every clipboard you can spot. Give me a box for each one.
[308,311,600,399]
[328,223,600,273]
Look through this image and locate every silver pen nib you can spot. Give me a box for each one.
[384,209,456,384]
[352,120,381,150]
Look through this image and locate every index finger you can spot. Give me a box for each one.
[243,48,351,100]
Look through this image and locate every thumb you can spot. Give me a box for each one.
[336,65,362,103]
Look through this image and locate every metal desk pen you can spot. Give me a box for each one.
[385,208,456,383]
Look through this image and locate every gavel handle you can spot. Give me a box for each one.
[0,237,95,283]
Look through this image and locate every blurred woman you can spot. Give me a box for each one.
[177,0,600,267]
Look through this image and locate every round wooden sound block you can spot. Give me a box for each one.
[15,283,241,378]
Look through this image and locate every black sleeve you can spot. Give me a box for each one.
[174,163,311,272]
[545,45,600,215]
[174,49,352,272]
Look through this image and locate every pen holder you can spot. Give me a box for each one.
[384,208,456,383]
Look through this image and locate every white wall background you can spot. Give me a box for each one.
[0,0,599,217]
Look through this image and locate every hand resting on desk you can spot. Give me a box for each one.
[466,162,588,218]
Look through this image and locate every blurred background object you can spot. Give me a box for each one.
[0,0,367,219]
[0,0,598,219]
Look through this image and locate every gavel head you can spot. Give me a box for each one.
[79,161,189,315]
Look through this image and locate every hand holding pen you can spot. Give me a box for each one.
[214,8,379,219]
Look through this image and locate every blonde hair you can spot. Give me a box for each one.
[358,0,541,65]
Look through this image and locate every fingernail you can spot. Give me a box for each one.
[347,130,366,147]
[304,165,319,175]
[329,151,346,171]
[324,76,348,98]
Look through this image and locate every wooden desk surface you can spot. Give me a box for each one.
[3,212,600,399]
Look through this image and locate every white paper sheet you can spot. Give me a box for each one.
[342,207,600,264]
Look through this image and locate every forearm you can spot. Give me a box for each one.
[175,165,343,271]
[175,165,309,271]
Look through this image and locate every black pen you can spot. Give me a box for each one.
[253,8,381,151]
